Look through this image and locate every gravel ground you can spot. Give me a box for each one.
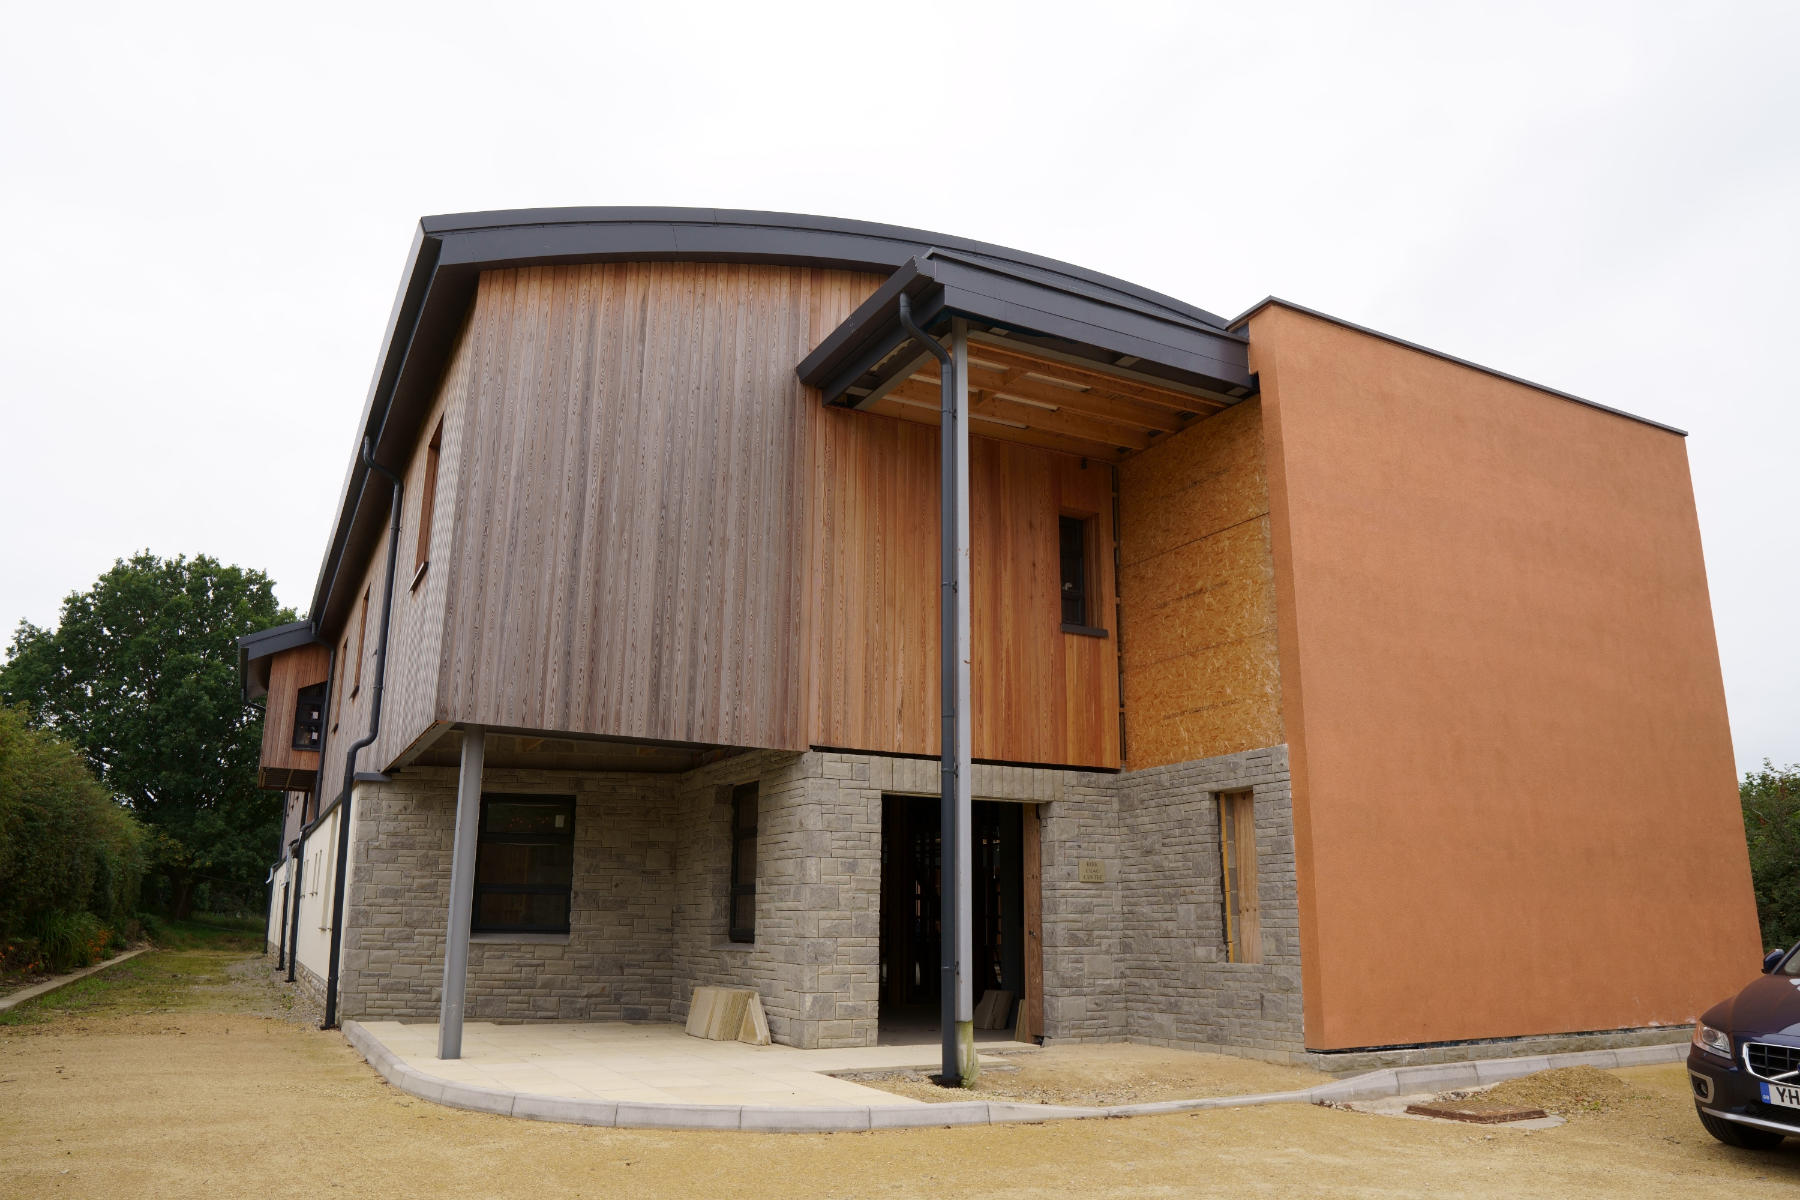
[5,950,1800,1199]
[841,1041,1330,1106]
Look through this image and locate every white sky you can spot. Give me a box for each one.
[2,1,1793,775]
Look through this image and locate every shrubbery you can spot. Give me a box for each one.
[1742,761,1800,951]
[0,706,145,974]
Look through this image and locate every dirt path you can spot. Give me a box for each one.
[3,951,1799,1199]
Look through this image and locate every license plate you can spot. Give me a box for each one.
[1761,1081,1800,1108]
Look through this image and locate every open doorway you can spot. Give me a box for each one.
[878,794,1041,1043]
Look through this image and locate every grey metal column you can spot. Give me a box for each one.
[950,317,977,1084]
[437,729,485,1059]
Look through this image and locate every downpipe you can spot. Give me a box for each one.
[322,437,402,1030]
[897,293,971,1086]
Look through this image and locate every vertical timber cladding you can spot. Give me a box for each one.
[808,410,1122,768]
[1249,303,1758,1049]
[434,264,881,749]
[1116,399,1283,768]
[259,644,332,777]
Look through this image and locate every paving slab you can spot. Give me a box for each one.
[343,1019,1685,1134]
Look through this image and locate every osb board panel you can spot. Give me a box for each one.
[258,644,330,775]
[808,411,1121,769]
[434,263,883,751]
[1248,303,1758,1050]
[1118,400,1281,767]
[1120,398,1269,568]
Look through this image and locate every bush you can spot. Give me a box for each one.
[1742,761,1800,950]
[0,707,145,973]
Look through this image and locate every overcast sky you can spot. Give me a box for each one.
[2,1,1793,774]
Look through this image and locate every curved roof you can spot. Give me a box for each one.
[311,208,1241,625]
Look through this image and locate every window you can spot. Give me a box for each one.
[472,794,576,934]
[351,586,370,696]
[1059,514,1104,635]
[414,418,443,582]
[729,782,758,943]
[332,637,348,731]
[1219,790,1260,964]
[291,682,326,751]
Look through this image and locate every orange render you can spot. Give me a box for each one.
[1246,302,1760,1050]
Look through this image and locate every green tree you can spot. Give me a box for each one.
[0,706,145,970]
[1742,760,1800,950]
[0,553,292,917]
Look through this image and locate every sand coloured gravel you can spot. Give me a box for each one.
[843,1040,1330,1105]
[5,950,1800,1199]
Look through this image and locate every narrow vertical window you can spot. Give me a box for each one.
[1058,514,1087,629]
[352,586,370,695]
[1220,790,1261,964]
[332,637,348,731]
[729,782,759,943]
[414,419,443,580]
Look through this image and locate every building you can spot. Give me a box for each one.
[244,208,1759,1067]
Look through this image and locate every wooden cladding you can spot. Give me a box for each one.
[256,643,331,788]
[322,261,1133,772]
[433,263,880,752]
[809,408,1121,767]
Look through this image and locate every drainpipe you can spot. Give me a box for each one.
[286,837,303,984]
[898,294,973,1086]
[321,437,403,1030]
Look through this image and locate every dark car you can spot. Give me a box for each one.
[1689,944,1800,1149]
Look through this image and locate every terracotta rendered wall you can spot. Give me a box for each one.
[1117,399,1283,768]
[1250,304,1760,1050]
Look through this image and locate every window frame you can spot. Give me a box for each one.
[291,682,327,751]
[412,418,443,587]
[471,793,577,936]
[728,782,758,944]
[1219,789,1261,964]
[1058,512,1107,637]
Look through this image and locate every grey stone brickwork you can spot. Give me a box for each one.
[1115,745,1303,1057]
[335,743,1302,1057]
[339,766,677,1023]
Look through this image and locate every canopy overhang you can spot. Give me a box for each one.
[797,252,1257,460]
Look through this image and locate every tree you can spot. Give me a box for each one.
[0,553,292,917]
[1742,761,1800,950]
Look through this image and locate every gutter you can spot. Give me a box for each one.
[321,437,403,1030]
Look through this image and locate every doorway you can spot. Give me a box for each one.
[878,794,1042,1041]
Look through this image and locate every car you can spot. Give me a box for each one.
[1688,943,1800,1149]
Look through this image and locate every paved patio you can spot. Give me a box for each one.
[356,1019,1035,1108]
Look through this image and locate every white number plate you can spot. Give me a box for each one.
[1761,1080,1800,1108]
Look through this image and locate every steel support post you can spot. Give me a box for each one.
[437,729,485,1060]
[949,318,977,1084]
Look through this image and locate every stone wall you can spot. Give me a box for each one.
[339,766,678,1023]
[336,743,1303,1057]
[1116,745,1303,1057]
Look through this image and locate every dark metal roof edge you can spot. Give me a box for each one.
[421,208,1232,329]
[1230,296,1686,437]
[239,619,324,658]
[238,619,325,704]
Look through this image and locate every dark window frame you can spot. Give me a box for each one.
[291,682,327,751]
[728,782,758,944]
[1059,513,1107,637]
[412,417,444,588]
[472,793,577,935]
